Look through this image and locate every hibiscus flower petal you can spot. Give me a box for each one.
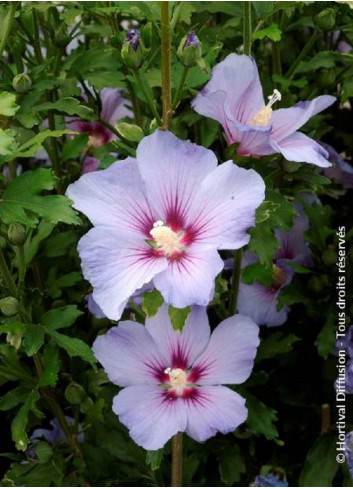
[153,247,224,309]
[113,386,187,450]
[192,314,259,385]
[271,131,331,167]
[93,322,168,386]
[187,161,265,249]
[184,386,247,442]
[78,226,168,320]
[66,158,157,234]
[136,130,217,227]
[271,95,335,142]
[192,53,265,126]
[145,304,210,369]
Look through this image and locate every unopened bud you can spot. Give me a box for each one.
[12,73,32,94]
[121,29,147,69]
[177,31,202,68]
[65,382,86,405]
[0,297,19,316]
[315,9,336,31]
[8,223,26,246]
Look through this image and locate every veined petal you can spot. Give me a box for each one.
[136,130,217,228]
[184,386,248,442]
[192,314,259,385]
[187,161,265,249]
[271,132,331,167]
[192,54,265,126]
[271,95,336,142]
[113,386,187,450]
[66,158,157,234]
[145,304,210,369]
[238,281,289,327]
[153,247,224,309]
[100,88,132,123]
[78,226,167,320]
[224,116,273,151]
[93,322,168,386]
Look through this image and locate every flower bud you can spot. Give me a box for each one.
[177,31,202,68]
[315,9,336,31]
[65,382,86,405]
[12,73,32,94]
[8,223,26,246]
[121,29,146,69]
[0,297,19,316]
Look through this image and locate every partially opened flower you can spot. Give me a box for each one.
[192,53,335,167]
[93,304,259,450]
[237,203,312,326]
[67,130,265,320]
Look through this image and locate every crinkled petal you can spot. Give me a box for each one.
[187,161,265,249]
[271,132,331,167]
[136,130,217,227]
[66,158,157,234]
[93,322,168,386]
[184,386,248,442]
[237,281,289,327]
[271,95,336,142]
[113,386,187,450]
[153,247,224,309]
[145,304,210,368]
[79,226,167,320]
[192,54,264,126]
[192,314,259,384]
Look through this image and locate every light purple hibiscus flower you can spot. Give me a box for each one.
[67,130,265,320]
[31,417,84,446]
[335,325,353,359]
[320,142,353,189]
[68,88,132,174]
[254,473,289,487]
[93,304,259,450]
[237,204,312,327]
[346,431,353,479]
[192,54,336,167]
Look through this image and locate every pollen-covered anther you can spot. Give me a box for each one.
[164,367,188,393]
[272,263,287,288]
[150,220,184,255]
[249,89,282,127]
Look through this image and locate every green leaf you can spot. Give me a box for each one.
[252,1,276,18]
[146,449,164,470]
[256,332,300,361]
[316,311,336,359]
[22,324,45,356]
[62,133,89,161]
[11,389,40,451]
[0,168,82,227]
[299,435,338,486]
[168,305,191,331]
[0,344,33,387]
[12,130,74,159]
[84,71,126,90]
[46,329,96,366]
[255,200,281,224]
[35,441,53,464]
[0,129,16,156]
[24,220,55,267]
[246,396,279,440]
[0,92,20,116]
[218,444,246,485]
[142,290,164,317]
[248,223,279,268]
[39,344,60,387]
[252,23,282,42]
[296,51,341,73]
[0,386,30,411]
[116,122,144,143]
[47,272,82,298]
[35,97,96,120]
[242,263,274,287]
[41,305,83,330]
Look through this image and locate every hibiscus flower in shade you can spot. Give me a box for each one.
[237,203,313,327]
[320,142,353,189]
[92,304,259,450]
[31,417,84,446]
[254,473,288,487]
[66,130,265,320]
[192,53,336,167]
[68,87,132,174]
[346,432,353,479]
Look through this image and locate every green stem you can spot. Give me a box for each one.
[285,31,318,79]
[0,248,17,297]
[0,2,17,57]
[229,249,243,316]
[97,116,121,138]
[171,432,183,487]
[160,1,172,130]
[133,68,162,125]
[16,245,26,295]
[243,1,252,56]
[172,66,189,110]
